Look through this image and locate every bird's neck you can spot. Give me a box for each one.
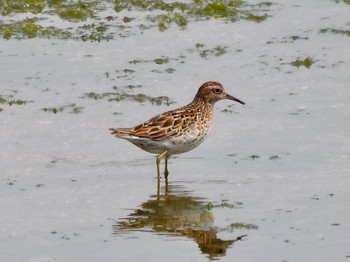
[191,98,214,110]
[187,99,214,122]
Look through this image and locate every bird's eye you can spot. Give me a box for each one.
[213,88,222,94]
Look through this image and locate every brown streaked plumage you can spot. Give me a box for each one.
[110,81,245,179]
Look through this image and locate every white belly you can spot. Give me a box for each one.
[125,126,210,155]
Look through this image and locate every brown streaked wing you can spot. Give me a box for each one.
[129,108,196,141]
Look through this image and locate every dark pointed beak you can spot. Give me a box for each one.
[225,93,245,105]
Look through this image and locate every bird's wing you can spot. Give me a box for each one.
[127,108,198,141]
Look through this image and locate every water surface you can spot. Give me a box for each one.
[1,0,350,261]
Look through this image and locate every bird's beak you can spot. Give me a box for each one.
[225,93,245,105]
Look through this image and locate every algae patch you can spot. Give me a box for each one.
[320,28,350,37]
[83,90,175,107]
[0,0,273,40]
[0,95,31,111]
[41,104,84,114]
[188,43,229,59]
[228,222,258,230]
[290,57,313,69]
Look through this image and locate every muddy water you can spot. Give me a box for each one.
[1,0,350,261]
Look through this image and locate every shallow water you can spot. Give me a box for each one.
[1,0,350,261]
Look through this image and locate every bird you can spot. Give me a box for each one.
[110,81,245,179]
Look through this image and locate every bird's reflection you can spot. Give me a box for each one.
[113,180,249,259]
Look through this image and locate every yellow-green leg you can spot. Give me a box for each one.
[156,150,168,179]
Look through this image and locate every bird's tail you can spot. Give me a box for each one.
[109,128,132,138]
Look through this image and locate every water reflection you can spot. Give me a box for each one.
[113,180,248,259]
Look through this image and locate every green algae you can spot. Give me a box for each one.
[129,56,179,65]
[1,17,72,40]
[266,35,309,45]
[79,23,113,42]
[193,43,229,58]
[122,16,133,23]
[42,107,62,114]
[83,90,175,106]
[125,55,185,74]
[70,106,84,114]
[173,12,187,27]
[245,13,267,23]
[195,0,269,22]
[58,8,86,21]
[84,92,117,100]
[320,28,350,37]
[1,0,273,41]
[7,99,29,106]
[290,57,313,69]
[41,103,83,114]
[108,93,173,106]
[0,0,44,15]
[228,222,258,230]
[0,96,7,105]
[202,1,229,17]
[0,95,31,109]
[206,200,238,209]
[0,0,110,41]
[154,58,169,64]
[330,0,350,4]
[289,35,309,41]
[164,67,175,73]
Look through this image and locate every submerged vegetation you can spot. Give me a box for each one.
[0,0,272,41]
[330,0,350,4]
[41,103,84,114]
[0,95,31,112]
[83,90,175,106]
[290,57,313,69]
[320,28,350,37]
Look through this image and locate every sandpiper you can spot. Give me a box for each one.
[110,81,245,179]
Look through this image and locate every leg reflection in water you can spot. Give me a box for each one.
[113,182,253,259]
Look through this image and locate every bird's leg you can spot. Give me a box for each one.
[164,156,169,180]
[156,150,168,179]
[156,177,160,199]
[165,177,169,195]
